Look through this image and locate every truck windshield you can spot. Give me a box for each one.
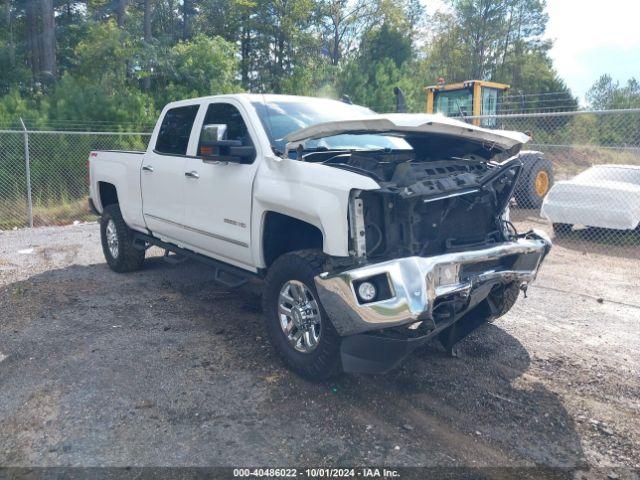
[252,99,411,154]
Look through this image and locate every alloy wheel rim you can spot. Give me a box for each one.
[106,219,119,259]
[278,280,322,353]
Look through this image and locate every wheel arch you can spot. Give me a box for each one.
[97,181,119,211]
[260,211,325,268]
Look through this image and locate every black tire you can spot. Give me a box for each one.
[553,222,572,237]
[515,155,554,209]
[100,204,145,273]
[262,250,342,380]
[439,282,519,353]
[487,282,520,321]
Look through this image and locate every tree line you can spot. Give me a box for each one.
[0,0,602,130]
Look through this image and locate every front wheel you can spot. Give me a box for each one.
[440,282,520,353]
[262,250,342,380]
[100,204,145,273]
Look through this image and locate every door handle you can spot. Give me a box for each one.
[185,171,200,179]
[142,165,154,172]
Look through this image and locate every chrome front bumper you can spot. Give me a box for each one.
[315,231,551,337]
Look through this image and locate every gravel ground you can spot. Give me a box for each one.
[0,217,638,471]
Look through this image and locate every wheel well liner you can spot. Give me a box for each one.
[99,182,119,208]
[262,212,323,267]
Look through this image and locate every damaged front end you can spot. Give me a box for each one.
[313,139,549,373]
[315,230,550,373]
[342,150,523,260]
[285,116,552,373]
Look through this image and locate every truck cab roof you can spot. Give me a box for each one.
[162,94,529,155]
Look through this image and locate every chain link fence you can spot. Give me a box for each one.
[470,110,640,258]
[0,128,150,229]
[362,105,640,258]
[1,110,639,262]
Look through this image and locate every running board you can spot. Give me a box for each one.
[133,232,256,288]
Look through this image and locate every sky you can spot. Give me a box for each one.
[423,0,640,103]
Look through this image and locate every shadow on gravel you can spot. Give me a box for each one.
[0,258,586,467]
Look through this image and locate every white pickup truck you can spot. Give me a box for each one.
[88,94,551,379]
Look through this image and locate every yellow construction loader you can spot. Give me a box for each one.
[424,79,553,208]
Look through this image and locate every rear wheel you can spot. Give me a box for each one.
[262,250,342,380]
[100,204,145,273]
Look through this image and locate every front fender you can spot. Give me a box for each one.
[252,157,380,266]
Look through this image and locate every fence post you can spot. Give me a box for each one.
[19,118,33,228]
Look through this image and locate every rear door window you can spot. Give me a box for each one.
[155,105,200,155]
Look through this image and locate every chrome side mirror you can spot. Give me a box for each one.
[201,124,228,142]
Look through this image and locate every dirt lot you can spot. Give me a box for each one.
[0,214,638,472]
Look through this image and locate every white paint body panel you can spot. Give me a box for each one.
[252,155,379,264]
[88,94,376,272]
[140,153,187,241]
[178,97,264,269]
[88,151,147,232]
[541,165,640,230]
[89,93,531,274]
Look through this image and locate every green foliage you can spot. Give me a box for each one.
[424,0,575,111]
[153,35,241,105]
[340,58,423,113]
[72,21,131,82]
[361,24,413,69]
[0,40,30,96]
[0,0,591,128]
[336,0,422,112]
[0,89,43,128]
[2,0,636,231]
[587,75,640,110]
[36,21,154,129]
[47,75,155,129]
[583,76,640,147]
[278,63,340,97]
[435,0,549,81]
[0,18,242,130]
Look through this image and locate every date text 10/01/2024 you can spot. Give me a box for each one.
[232,468,401,478]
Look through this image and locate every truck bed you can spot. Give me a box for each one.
[89,150,146,232]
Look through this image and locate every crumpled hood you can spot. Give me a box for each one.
[284,113,530,151]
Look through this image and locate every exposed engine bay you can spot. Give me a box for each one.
[304,143,523,261]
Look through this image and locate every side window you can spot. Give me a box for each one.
[155,105,200,155]
[198,103,255,162]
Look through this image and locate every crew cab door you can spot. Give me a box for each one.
[182,101,259,269]
[141,104,200,242]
